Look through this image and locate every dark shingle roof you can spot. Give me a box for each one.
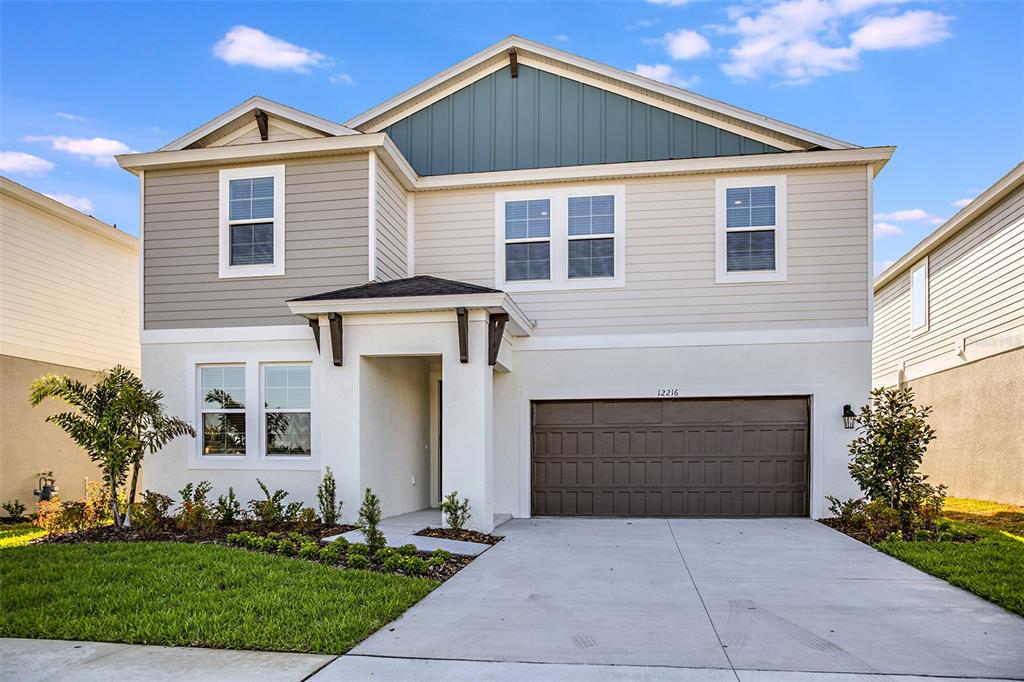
[289,275,501,302]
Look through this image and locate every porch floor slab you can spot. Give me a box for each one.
[320,509,506,556]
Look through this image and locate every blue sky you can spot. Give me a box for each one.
[2,1,1021,273]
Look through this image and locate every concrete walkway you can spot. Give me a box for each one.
[323,508,510,556]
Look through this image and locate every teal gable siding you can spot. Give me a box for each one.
[385,65,782,176]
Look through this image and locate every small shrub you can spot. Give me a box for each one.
[294,506,320,531]
[431,548,451,561]
[317,466,342,526]
[34,481,110,535]
[276,539,298,556]
[267,531,282,541]
[348,542,368,555]
[824,496,902,543]
[287,531,313,545]
[2,499,27,520]
[382,554,404,572]
[356,488,385,554]
[283,501,306,523]
[177,481,215,532]
[428,556,445,569]
[347,552,369,569]
[134,490,174,530]
[247,479,291,525]
[298,542,320,559]
[398,543,417,556]
[375,547,397,562]
[441,491,471,531]
[215,487,243,524]
[403,556,428,576]
[319,541,346,564]
[226,532,242,545]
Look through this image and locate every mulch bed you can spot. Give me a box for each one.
[818,518,980,545]
[36,522,356,545]
[414,527,503,545]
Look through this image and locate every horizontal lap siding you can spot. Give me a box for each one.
[143,155,369,329]
[873,186,1024,383]
[375,161,408,280]
[414,167,870,334]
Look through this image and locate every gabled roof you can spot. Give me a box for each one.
[875,162,1024,291]
[160,96,359,151]
[345,35,858,152]
[290,275,499,302]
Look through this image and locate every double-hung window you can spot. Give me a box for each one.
[263,364,312,457]
[200,365,247,456]
[219,165,285,278]
[715,176,787,283]
[496,186,625,291]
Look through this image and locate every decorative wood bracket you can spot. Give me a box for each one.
[508,48,518,78]
[308,317,321,352]
[328,313,343,366]
[255,109,269,141]
[456,307,469,364]
[488,313,509,366]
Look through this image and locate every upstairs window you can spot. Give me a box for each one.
[219,165,285,278]
[504,199,551,281]
[715,176,787,283]
[568,195,615,279]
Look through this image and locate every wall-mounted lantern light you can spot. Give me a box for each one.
[842,404,857,430]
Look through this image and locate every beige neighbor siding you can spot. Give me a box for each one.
[375,158,408,280]
[143,154,370,329]
[0,183,139,370]
[873,184,1024,385]
[415,166,870,335]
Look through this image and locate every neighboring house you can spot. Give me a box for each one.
[873,163,1024,505]
[116,36,892,531]
[0,177,139,508]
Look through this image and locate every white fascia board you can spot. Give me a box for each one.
[875,161,1024,292]
[160,96,358,152]
[287,293,534,336]
[346,35,857,151]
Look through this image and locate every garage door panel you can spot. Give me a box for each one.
[532,397,809,518]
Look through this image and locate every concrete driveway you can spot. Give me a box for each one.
[322,518,1024,681]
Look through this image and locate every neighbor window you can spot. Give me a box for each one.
[911,259,929,332]
[715,176,787,283]
[263,364,312,457]
[568,195,615,279]
[200,365,246,456]
[219,165,285,278]
[504,199,551,281]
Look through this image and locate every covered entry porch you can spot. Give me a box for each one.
[287,276,532,533]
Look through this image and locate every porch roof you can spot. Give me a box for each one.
[287,275,533,336]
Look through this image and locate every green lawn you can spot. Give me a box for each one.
[0,523,44,549]
[0,542,437,654]
[876,497,1024,616]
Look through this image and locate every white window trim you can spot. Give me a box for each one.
[218,164,286,279]
[187,352,319,471]
[260,362,314,460]
[715,174,787,284]
[910,257,930,335]
[494,184,626,292]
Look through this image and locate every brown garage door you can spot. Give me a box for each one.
[531,397,809,517]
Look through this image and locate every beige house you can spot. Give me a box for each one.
[116,36,892,531]
[0,177,139,510]
[873,162,1024,505]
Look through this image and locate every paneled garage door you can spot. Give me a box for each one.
[531,397,809,517]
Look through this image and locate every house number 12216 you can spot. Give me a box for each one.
[657,388,679,397]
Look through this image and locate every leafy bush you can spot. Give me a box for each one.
[847,386,944,536]
[398,543,417,556]
[294,507,320,531]
[2,500,27,520]
[382,554,404,572]
[375,547,397,562]
[298,542,320,559]
[403,556,427,576]
[825,496,901,543]
[276,539,298,556]
[356,488,385,554]
[318,541,346,564]
[215,487,243,524]
[317,467,342,527]
[348,542,368,555]
[134,490,174,530]
[177,481,215,532]
[441,491,471,531]
[226,531,257,547]
[347,552,369,569]
[431,548,451,562]
[247,480,289,524]
[428,556,445,569]
[34,481,110,535]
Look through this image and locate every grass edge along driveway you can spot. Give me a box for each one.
[876,497,1024,617]
[0,541,436,654]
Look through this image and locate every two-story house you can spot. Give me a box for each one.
[116,37,892,531]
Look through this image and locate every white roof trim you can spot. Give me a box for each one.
[160,96,359,151]
[875,161,1024,291]
[345,35,858,151]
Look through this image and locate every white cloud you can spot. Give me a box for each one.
[648,0,691,5]
[43,193,94,213]
[720,1,954,84]
[56,112,84,121]
[666,29,711,60]
[329,73,354,85]
[213,26,327,73]
[634,63,701,88]
[874,208,932,222]
[851,10,952,51]
[554,34,570,42]
[874,259,895,275]
[952,197,974,209]
[0,151,54,175]
[627,19,658,30]
[874,221,902,238]
[25,135,134,166]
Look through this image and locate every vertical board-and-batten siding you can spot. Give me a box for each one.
[374,160,409,281]
[415,166,870,334]
[0,193,139,371]
[143,155,369,329]
[873,185,1024,383]
[385,65,782,176]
